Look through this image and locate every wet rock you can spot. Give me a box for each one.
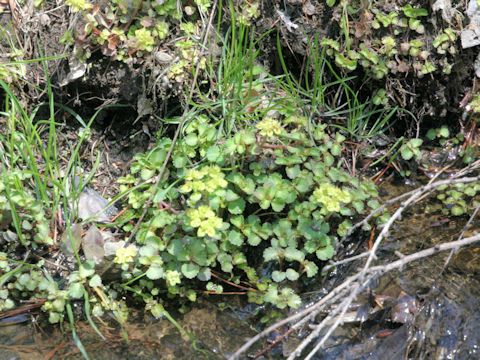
[60,223,82,255]
[462,0,480,49]
[391,293,419,324]
[103,239,125,257]
[75,176,119,223]
[82,225,105,264]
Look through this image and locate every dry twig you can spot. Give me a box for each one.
[231,173,480,360]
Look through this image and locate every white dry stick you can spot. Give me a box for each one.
[370,233,480,273]
[361,175,480,275]
[287,285,360,360]
[300,232,480,360]
[276,9,298,32]
[441,204,480,272]
[231,175,480,359]
[229,273,360,360]
[323,250,370,272]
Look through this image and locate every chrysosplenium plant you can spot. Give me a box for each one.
[117,114,381,309]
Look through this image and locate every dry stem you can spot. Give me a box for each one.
[231,174,480,360]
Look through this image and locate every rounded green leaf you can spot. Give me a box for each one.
[79,261,95,279]
[68,283,85,299]
[228,230,244,246]
[228,198,246,214]
[304,261,319,277]
[316,244,335,260]
[206,145,221,162]
[284,247,305,262]
[263,247,279,261]
[185,133,198,146]
[88,274,102,287]
[286,268,299,281]
[146,264,164,280]
[272,271,286,282]
[141,168,156,180]
[181,263,200,279]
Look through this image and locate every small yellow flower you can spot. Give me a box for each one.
[198,216,223,237]
[165,270,181,287]
[313,183,352,213]
[114,245,138,264]
[256,118,283,138]
[133,28,155,52]
[66,0,91,12]
[181,166,227,198]
[191,180,206,192]
[186,205,223,237]
[185,168,205,181]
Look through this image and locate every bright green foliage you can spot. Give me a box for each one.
[372,89,388,106]
[426,126,450,142]
[65,0,91,12]
[402,5,428,19]
[63,0,207,69]
[326,0,336,7]
[435,183,480,217]
[131,29,155,52]
[319,1,457,81]
[0,258,126,325]
[117,112,382,310]
[194,0,211,12]
[433,28,457,55]
[0,171,52,246]
[400,138,423,161]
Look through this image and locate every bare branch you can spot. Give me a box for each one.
[231,175,480,360]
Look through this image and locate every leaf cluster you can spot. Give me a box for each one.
[116,112,382,309]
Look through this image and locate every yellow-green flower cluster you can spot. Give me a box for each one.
[312,183,352,213]
[114,245,138,265]
[165,270,181,287]
[186,205,223,237]
[155,22,169,40]
[132,28,155,52]
[256,118,283,138]
[180,165,228,195]
[66,0,91,12]
[194,0,211,12]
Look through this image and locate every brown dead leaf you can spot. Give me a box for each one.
[396,60,411,73]
[82,224,105,264]
[140,16,155,27]
[354,10,373,38]
[107,34,120,50]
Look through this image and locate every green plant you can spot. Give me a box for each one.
[426,126,450,143]
[0,74,136,335]
[197,10,275,135]
[116,107,383,310]
[62,0,207,64]
[372,89,388,106]
[399,138,423,161]
[435,183,480,216]
[402,4,428,34]
[372,10,398,29]
[311,0,461,91]
[433,28,457,55]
